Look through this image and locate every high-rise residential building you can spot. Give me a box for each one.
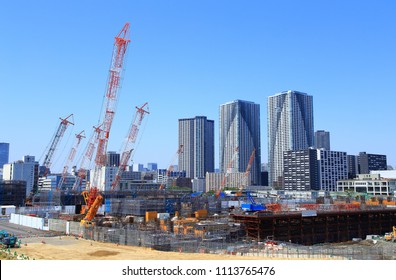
[2,155,39,196]
[0,143,10,168]
[317,150,348,191]
[178,116,214,179]
[219,100,261,186]
[358,152,387,174]
[314,130,330,150]
[267,90,314,188]
[106,151,120,167]
[283,148,319,191]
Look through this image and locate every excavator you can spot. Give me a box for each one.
[384,226,396,242]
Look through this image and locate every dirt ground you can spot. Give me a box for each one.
[9,235,271,260]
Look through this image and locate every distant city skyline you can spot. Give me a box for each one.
[2,1,396,172]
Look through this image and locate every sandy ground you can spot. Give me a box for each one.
[10,235,271,260]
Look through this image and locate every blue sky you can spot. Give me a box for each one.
[1,0,395,171]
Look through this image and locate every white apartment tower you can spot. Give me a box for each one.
[268,90,314,188]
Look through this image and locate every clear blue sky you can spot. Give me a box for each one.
[1,0,395,172]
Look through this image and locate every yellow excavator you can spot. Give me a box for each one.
[384,226,396,242]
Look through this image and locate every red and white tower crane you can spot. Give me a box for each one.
[111,102,149,191]
[72,125,102,191]
[241,148,256,191]
[57,130,86,190]
[159,144,184,190]
[91,22,131,191]
[41,114,74,177]
[214,146,239,197]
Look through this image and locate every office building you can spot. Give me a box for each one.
[106,151,120,167]
[133,163,144,172]
[337,174,396,196]
[347,155,359,179]
[317,150,348,191]
[178,116,214,178]
[283,149,319,191]
[0,143,9,168]
[2,155,39,196]
[90,166,118,192]
[358,152,387,174]
[147,163,158,171]
[220,100,261,186]
[314,130,330,150]
[268,90,314,188]
[0,180,27,206]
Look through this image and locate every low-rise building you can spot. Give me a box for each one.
[337,174,396,196]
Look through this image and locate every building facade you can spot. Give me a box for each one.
[317,150,348,191]
[147,163,158,171]
[2,155,39,196]
[220,100,261,186]
[347,155,359,179]
[268,90,314,188]
[178,116,215,179]
[314,130,330,150]
[358,152,387,174]
[0,180,26,206]
[205,171,246,193]
[337,174,396,196]
[106,151,120,167]
[283,149,319,191]
[0,142,10,168]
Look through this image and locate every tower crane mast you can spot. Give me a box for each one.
[111,102,149,191]
[91,22,131,190]
[41,114,74,176]
[57,130,86,190]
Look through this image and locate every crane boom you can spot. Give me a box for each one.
[111,102,150,191]
[159,145,184,190]
[72,125,102,191]
[221,146,239,188]
[243,148,256,189]
[41,114,74,176]
[91,22,131,191]
[58,130,86,190]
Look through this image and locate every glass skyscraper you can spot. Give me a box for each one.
[178,116,214,178]
[267,90,314,188]
[219,100,261,186]
[0,143,10,168]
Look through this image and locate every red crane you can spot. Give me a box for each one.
[72,125,102,191]
[41,114,74,177]
[111,102,150,191]
[91,22,131,191]
[57,130,86,190]
[159,144,184,190]
[239,148,256,193]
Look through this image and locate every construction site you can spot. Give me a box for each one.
[3,22,396,260]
